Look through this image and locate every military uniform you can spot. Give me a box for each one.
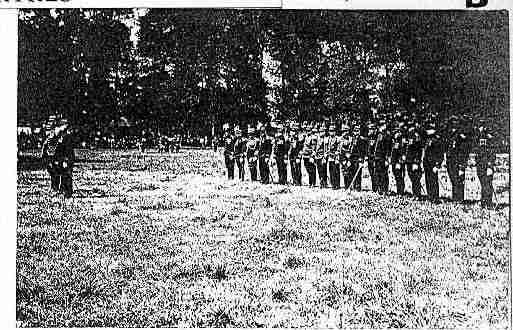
[222,125,235,180]
[233,126,247,181]
[288,125,303,185]
[366,124,378,192]
[326,124,341,189]
[446,129,470,201]
[302,126,317,187]
[273,126,289,185]
[391,131,406,195]
[405,129,423,197]
[348,127,368,190]
[54,128,75,198]
[258,126,273,184]
[245,127,260,181]
[475,127,495,207]
[41,132,60,192]
[315,125,328,188]
[339,126,353,189]
[423,129,443,201]
[373,125,392,194]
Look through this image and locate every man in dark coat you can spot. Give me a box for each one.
[41,128,60,193]
[326,124,341,189]
[474,124,495,208]
[423,127,444,201]
[245,125,259,182]
[258,124,273,184]
[315,124,328,188]
[390,128,406,195]
[53,122,76,198]
[348,125,368,191]
[373,122,392,195]
[405,127,423,198]
[446,123,470,202]
[302,124,317,187]
[233,125,247,181]
[288,123,303,186]
[222,123,235,180]
[273,124,289,185]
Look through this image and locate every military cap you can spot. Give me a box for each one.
[247,125,256,135]
[223,123,231,131]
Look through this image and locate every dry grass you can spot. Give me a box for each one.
[16,149,510,327]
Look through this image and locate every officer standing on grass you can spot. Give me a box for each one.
[53,120,76,198]
[423,126,444,202]
[475,123,495,208]
[390,126,406,195]
[246,125,259,182]
[258,123,273,184]
[233,125,247,181]
[302,124,317,187]
[405,127,423,198]
[326,123,341,190]
[339,123,352,189]
[348,124,368,191]
[446,118,470,202]
[366,122,378,192]
[41,124,61,194]
[222,123,235,180]
[315,123,328,188]
[288,122,303,186]
[373,121,392,195]
[273,123,289,185]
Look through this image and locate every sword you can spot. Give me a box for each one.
[348,163,363,191]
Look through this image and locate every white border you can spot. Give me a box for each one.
[0,9,18,330]
[1,3,512,330]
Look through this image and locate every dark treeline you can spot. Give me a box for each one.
[18,9,509,145]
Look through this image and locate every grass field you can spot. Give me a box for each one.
[17,149,510,328]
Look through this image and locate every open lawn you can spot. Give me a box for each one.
[17,149,510,327]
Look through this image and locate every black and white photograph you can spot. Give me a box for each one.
[15,8,510,328]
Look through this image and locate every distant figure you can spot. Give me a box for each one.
[42,119,75,198]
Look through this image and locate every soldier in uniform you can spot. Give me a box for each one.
[302,124,317,187]
[475,123,495,208]
[41,125,61,193]
[366,123,378,192]
[53,120,75,198]
[233,125,247,181]
[326,123,341,189]
[446,120,470,202]
[423,127,444,202]
[273,124,289,185]
[390,127,406,195]
[373,122,392,195]
[348,125,368,191]
[245,125,260,182]
[405,127,423,198]
[258,124,273,184]
[288,122,303,186]
[315,124,328,188]
[222,123,235,180]
[339,124,352,189]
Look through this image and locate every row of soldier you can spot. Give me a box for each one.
[221,116,498,208]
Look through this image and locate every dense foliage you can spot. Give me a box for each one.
[18,10,509,139]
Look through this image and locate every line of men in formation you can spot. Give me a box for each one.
[221,115,497,208]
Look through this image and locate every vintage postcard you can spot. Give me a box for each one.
[2,0,512,328]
